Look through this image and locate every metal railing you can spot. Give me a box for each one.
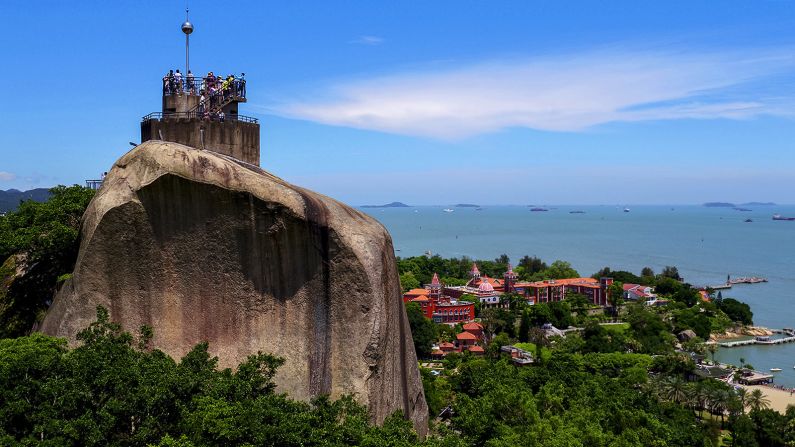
[86,179,103,190]
[162,75,246,99]
[141,111,258,123]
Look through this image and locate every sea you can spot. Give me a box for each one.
[361,204,795,386]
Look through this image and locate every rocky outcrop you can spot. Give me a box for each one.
[710,326,773,341]
[40,141,428,435]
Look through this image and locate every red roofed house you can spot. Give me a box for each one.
[623,283,657,302]
[468,345,485,355]
[456,331,478,349]
[439,342,457,354]
[462,322,484,340]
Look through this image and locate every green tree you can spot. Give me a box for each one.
[0,185,95,337]
[405,302,438,359]
[518,310,531,342]
[746,389,771,412]
[399,271,420,292]
[661,266,683,281]
[717,298,754,325]
[607,282,624,318]
[542,260,580,280]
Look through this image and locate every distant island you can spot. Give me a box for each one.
[361,202,410,208]
[741,202,776,206]
[454,203,480,208]
[0,188,51,213]
[703,201,776,208]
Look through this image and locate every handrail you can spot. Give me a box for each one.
[162,75,246,99]
[189,80,245,116]
[141,111,258,124]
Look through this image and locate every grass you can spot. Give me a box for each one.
[601,322,630,334]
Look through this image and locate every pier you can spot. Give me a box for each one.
[718,329,795,348]
[706,276,767,290]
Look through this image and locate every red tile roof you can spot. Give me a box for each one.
[404,288,429,296]
[463,322,483,331]
[468,345,485,353]
[456,331,477,340]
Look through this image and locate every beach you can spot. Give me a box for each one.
[742,385,795,413]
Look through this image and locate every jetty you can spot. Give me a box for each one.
[718,329,795,348]
[706,275,768,290]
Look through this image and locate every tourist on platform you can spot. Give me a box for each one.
[239,73,246,97]
[164,70,175,95]
[219,110,225,122]
[186,70,195,95]
[198,91,206,115]
[174,70,183,94]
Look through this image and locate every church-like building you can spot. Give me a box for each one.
[403,273,475,324]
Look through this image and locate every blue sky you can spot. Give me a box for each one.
[1,1,794,204]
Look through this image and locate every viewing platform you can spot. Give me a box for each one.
[141,73,260,166]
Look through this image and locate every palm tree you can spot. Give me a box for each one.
[746,388,771,412]
[693,381,711,419]
[707,388,731,427]
[735,387,748,414]
[707,344,718,363]
[662,376,688,404]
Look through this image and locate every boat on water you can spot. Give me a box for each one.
[443,208,454,213]
[773,214,795,221]
[530,207,548,212]
[569,210,585,214]
[771,368,783,372]
[475,207,484,211]
[623,208,630,213]
[745,218,753,223]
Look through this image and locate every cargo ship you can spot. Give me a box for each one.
[773,214,795,221]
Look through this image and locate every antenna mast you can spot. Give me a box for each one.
[181,8,194,75]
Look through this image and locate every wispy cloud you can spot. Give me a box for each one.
[351,35,384,46]
[275,48,795,139]
[0,171,16,182]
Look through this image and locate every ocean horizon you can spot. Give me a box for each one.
[365,204,795,386]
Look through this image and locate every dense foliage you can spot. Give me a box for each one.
[0,308,443,447]
[0,185,94,337]
[396,255,580,286]
[406,302,439,358]
[716,298,754,326]
[0,185,94,262]
[424,352,713,446]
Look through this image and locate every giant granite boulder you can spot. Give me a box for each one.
[40,141,428,434]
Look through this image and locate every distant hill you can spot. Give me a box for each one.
[740,202,776,206]
[454,203,480,207]
[361,201,410,208]
[0,188,51,213]
[703,202,735,208]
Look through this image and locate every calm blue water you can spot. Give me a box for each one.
[362,204,795,385]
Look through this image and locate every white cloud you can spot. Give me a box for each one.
[0,171,16,182]
[351,35,384,46]
[274,48,795,139]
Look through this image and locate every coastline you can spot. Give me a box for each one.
[710,326,773,342]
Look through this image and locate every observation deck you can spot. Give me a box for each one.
[141,74,260,165]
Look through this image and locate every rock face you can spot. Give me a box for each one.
[40,141,428,435]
